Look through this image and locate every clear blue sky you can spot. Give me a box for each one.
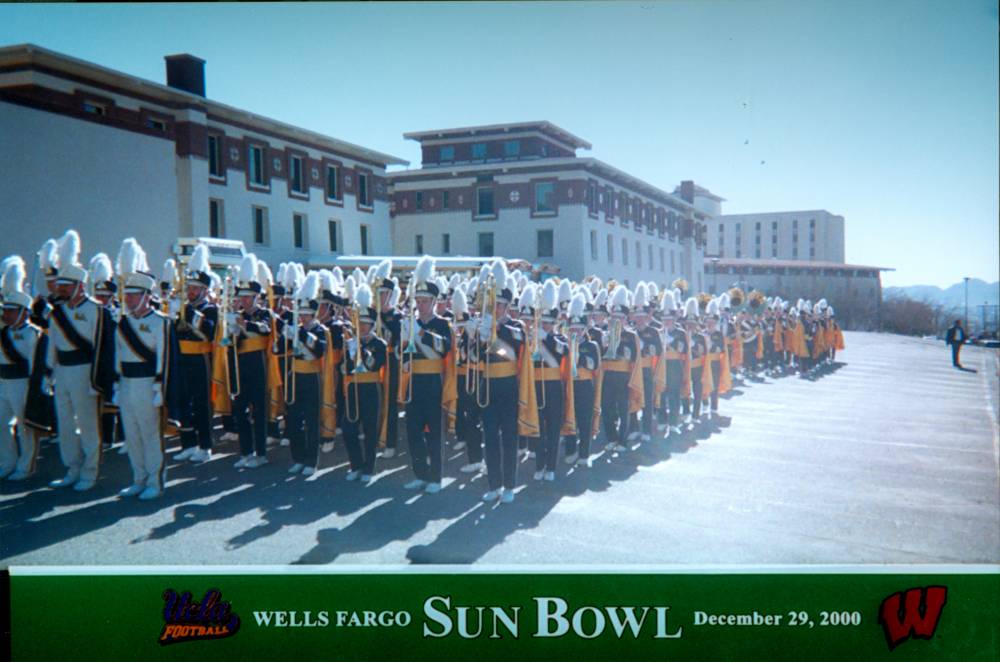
[2,1,996,288]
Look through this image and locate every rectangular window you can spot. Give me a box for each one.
[290,155,306,194]
[326,165,340,200]
[415,191,424,211]
[534,181,555,213]
[537,230,554,258]
[248,145,265,186]
[622,238,628,266]
[208,134,224,178]
[146,118,166,132]
[659,247,665,272]
[476,187,495,216]
[357,173,371,207]
[442,233,451,254]
[439,145,455,162]
[360,225,370,255]
[810,246,816,258]
[590,230,598,260]
[478,232,494,257]
[293,213,306,249]
[792,245,799,258]
[755,247,761,258]
[82,100,105,116]
[670,251,675,273]
[415,234,424,254]
[472,142,487,159]
[252,206,268,245]
[636,240,642,268]
[648,244,654,270]
[587,182,597,215]
[772,245,778,258]
[810,218,816,228]
[209,199,224,238]
[328,220,339,252]
[503,140,520,157]
[442,190,450,209]
[607,234,614,263]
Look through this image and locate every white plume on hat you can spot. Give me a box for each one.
[568,292,586,320]
[374,258,392,282]
[257,260,273,287]
[37,239,58,272]
[633,282,648,309]
[719,292,731,310]
[672,287,682,304]
[589,278,602,296]
[452,286,468,316]
[683,297,699,319]
[1,256,26,294]
[355,282,373,310]
[56,230,82,270]
[707,297,720,317]
[318,269,335,295]
[648,282,660,298]
[796,298,805,312]
[414,255,434,286]
[275,263,288,287]
[389,278,401,307]
[344,275,356,301]
[448,273,462,291]
[330,266,343,284]
[161,258,177,285]
[557,279,573,306]
[117,238,148,275]
[188,243,211,275]
[593,289,608,309]
[610,285,629,310]
[541,279,559,311]
[89,253,113,284]
[238,254,259,285]
[505,274,519,299]
[296,271,320,303]
[352,267,365,286]
[518,283,536,312]
[490,259,508,286]
[576,285,593,305]
[661,289,677,313]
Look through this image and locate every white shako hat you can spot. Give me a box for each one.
[413,255,438,298]
[186,243,213,288]
[38,239,59,281]
[54,230,88,285]
[89,253,115,296]
[295,271,321,315]
[540,279,559,322]
[236,254,263,296]
[1,256,32,309]
[117,238,156,293]
[567,291,587,327]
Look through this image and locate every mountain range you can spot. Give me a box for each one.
[885,278,999,311]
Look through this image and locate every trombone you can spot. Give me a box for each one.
[220,267,241,399]
[603,316,622,359]
[344,303,367,423]
[475,276,497,409]
[398,283,418,405]
[531,304,546,410]
[283,295,299,406]
[464,280,485,397]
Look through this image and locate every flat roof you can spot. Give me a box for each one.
[0,43,409,168]
[403,121,592,150]
[707,257,893,271]
[719,210,841,219]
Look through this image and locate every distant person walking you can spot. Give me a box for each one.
[945,319,967,368]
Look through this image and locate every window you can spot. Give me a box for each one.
[326,165,340,200]
[209,199,224,238]
[670,251,675,273]
[648,244,654,270]
[442,190,450,209]
[248,145,265,186]
[659,247,665,272]
[607,234,614,263]
[290,155,306,194]
[772,245,778,258]
[537,230,554,258]
[328,220,339,252]
[534,181,555,213]
[793,219,798,229]
[587,182,597,215]
[415,192,423,211]
[636,241,642,268]
[208,134,224,178]
[755,247,761,258]
[415,234,424,254]
[442,233,451,254]
[622,238,628,266]
[357,173,371,207]
[360,224,370,255]
[810,246,816,258]
[809,218,815,228]
[82,100,106,116]
[476,187,495,217]
[293,213,307,249]
[472,142,487,159]
[439,145,455,162]
[590,230,598,260]
[503,140,520,157]
[252,206,268,245]
[478,232,494,257]
[792,245,799,258]
[145,118,166,132]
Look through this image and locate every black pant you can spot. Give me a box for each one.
[665,361,684,427]
[743,341,757,372]
[100,409,122,446]
[342,381,380,475]
[385,358,399,449]
[232,350,268,457]
[690,366,704,418]
[481,375,518,491]
[535,379,563,472]
[566,378,595,459]
[602,371,629,443]
[951,343,963,366]
[179,353,213,450]
[287,372,320,468]
[457,375,483,463]
[709,359,722,412]
[640,367,655,434]
[405,373,442,482]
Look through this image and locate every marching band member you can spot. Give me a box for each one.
[30,238,59,330]
[88,253,124,453]
[45,230,117,491]
[704,297,732,420]
[399,256,452,494]
[682,296,709,424]
[373,260,401,459]
[660,290,689,437]
[113,238,180,500]
[229,254,273,468]
[0,258,49,480]
[173,244,218,463]
[631,283,661,443]
[601,285,640,452]
[527,280,568,482]
[563,291,600,468]
[316,269,346,448]
[341,281,387,484]
[452,284,484,474]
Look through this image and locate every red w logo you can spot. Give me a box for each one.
[877,586,948,651]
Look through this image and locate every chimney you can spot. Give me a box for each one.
[164,54,205,97]
[680,180,695,204]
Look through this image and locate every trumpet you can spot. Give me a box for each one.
[465,278,486,397]
[220,268,241,399]
[399,287,419,405]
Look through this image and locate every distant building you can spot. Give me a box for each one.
[389,122,712,288]
[0,44,406,278]
[705,210,845,263]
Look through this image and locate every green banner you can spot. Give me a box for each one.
[9,568,1000,660]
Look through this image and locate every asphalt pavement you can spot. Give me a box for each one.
[2,331,997,566]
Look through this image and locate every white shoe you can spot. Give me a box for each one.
[345,470,360,482]
[640,434,651,443]
[189,448,211,463]
[302,466,316,476]
[266,436,280,446]
[279,438,291,447]
[527,451,536,459]
[500,489,515,504]
[138,486,162,500]
[49,473,79,488]
[117,444,129,455]
[73,479,95,492]
[404,479,428,490]
[533,470,544,481]
[321,442,335,453]
[460,462,483,474]
[564,452,579,465]
[424,482,441,494]
[248,455,268,468]
[360,474,372,484]
[288,463,304,474]
[173,447,196,461]
[710,410,718,419]
[220,431,238,441]
[452,441,466,451]
[626,430,641,442]
[6,470,30,481]
[670,426,682,435]
[684,415,692,425]
[613,443,627,452]
[382,448,396,458]
[576,457,591,468]
[482,489,500,502]
[234,455,252,468]
[118,484,144,497]
[544,471,555,482]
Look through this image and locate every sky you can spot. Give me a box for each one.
[1,1,996,288]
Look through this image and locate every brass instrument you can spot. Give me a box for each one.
[569,330,580,379]
[475,276,497,409]
[344,303,367,423]
[399,283,418,405]
[284,297,300,406]
[603,317,622,359]
[532,304,546,411]
[220,267,241,399]
[464,280,485,396]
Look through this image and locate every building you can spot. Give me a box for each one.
[0,44,407,279]
[705,209,845,263]
[389,122,711,289]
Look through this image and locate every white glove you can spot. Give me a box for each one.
[42,376,54,396]
[111,384,120,407]
[152,383,163,407]
[464,319,478,334]
[167,298,180,319]
[347,338,358,359]
[478,314,492,338]
[283,324,297,340]
[225,312,238,329]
